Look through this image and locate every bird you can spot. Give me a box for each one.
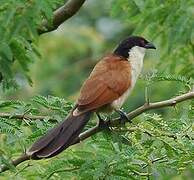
[27,36,156,159]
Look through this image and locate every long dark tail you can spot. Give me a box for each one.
[27,112,92,159]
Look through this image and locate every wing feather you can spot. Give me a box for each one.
[77,55,131,112]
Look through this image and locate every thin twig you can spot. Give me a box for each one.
[130,169,151,177]
[143,155,168,168]
[14,163,32,176]
[46,167,79,179]
[0,113,57,123]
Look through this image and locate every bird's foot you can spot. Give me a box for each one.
[116,109,132,124]
[96,113,111,130]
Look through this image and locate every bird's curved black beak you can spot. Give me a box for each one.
[145,42,156,49]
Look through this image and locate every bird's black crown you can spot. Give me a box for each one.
[114,36,156,58]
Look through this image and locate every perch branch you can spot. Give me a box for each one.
[0,154,30,173]
[0,91,193,173]
[38,0,86,34]
[78,91,194,141]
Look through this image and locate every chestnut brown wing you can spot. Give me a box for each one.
[77,55,131,112]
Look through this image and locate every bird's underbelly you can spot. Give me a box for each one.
[110,86,132,110]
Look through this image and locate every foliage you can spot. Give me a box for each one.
[111,0,194,77]
[0,93,193,179]
[0,0,64,89]
[0,0,193,179]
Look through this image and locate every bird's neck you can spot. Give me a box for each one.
[127,46,145,86]
[128,46,145,69]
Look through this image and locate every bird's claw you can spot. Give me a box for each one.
[116,109,132,123]
[96,113,111,130]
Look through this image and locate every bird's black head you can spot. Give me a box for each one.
[114,36,156,58]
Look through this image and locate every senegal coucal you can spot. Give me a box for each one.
[27,36,156,159]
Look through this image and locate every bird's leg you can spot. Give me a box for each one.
[96,113,110,130]
[115,109,132,123]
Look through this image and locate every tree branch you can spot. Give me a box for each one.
[0,91,193,173]
[38,0,86,34]
[0,154,30,173]
[78,91,194,142]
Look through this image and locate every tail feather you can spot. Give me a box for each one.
[27,112,92,159]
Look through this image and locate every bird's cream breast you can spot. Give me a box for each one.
[111,87,132,110]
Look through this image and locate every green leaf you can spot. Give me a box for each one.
[0,42,13,61]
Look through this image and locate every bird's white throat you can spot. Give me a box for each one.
[128,46,145,86]
[128,46,145,70]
